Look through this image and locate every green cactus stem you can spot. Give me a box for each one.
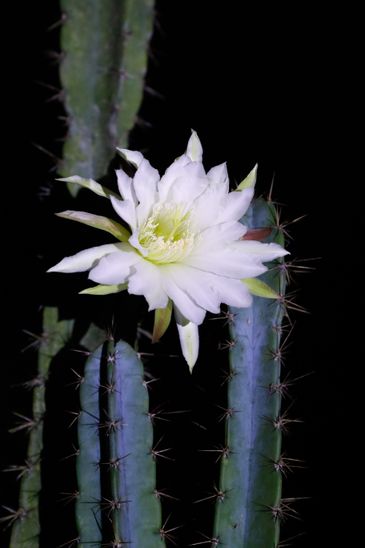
[9,308,73,548]
[76,338,165,547]
[59,0,154,195]
[213,198,287,548]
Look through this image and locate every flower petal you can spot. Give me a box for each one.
[162,265,220,314]
[175,309,199,373]
[209,276,253,308]
[110,196,137,230]
[127,260,168,310]
[167,175,208,210]
[207,162,229,191]
[185,243,268,279]
[217,187,255,223]
[239,240,289,260]
[133,159,160,199]
[89,245,140,284]
[192,222,247,253]
[160,271,206,324]
[47,243,123,274]
[133,159,159,225]
[158,154,190,198]
[117,148,144,167]
[158,160,206,203]
[186,130,203,162]
[189,183,229,232]
[116,169,136,204]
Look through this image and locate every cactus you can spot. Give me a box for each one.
[9,308,73,548]
[76,338,164,547]
[59,0,154,194]
[213,198,287,548]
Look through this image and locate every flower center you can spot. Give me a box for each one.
[139,202,194,264]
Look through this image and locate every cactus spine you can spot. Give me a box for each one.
[76,339,164,547]
[59,0,154,194]
[9,308,73,548]
[213,198,287,547]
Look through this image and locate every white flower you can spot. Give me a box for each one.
[48,132,288,371]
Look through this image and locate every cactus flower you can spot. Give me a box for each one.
[48,132,288,371]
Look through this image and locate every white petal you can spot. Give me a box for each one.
[167,175,208,210]
[239,240,289,261]
[47,243,123,274]
[184,244,268,279]
[161,271,206,324]
[207,162,229,192]
[133,159,159,199]
[117,148,144,167]
[89,245,140,284]
[158,154,190,198]
[133,159,159,225]
[128,230,148,256]
[158,160,206,202]
[209,276,253,308]
[175,311,199,373]
[186,130,203,162]
[128,260,168,310]
[163,265,221,314]
[116,169,136,204]
[217,187,255,223]
[189,183,228,231]
[110,196,137,230]
[192,222,247,253]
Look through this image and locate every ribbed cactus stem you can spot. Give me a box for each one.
[59,0,154,195]
[213,198,287,548]
[9,308,73,548]
[76,339,165,547]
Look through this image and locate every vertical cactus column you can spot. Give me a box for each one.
[76,338,165,547]
[213,198,287,548]
[9,308,73,548]
[59,0,154,193]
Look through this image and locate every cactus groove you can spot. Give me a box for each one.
[213,198,287,548]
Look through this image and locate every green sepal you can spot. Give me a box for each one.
[237,163,257,190]
[79,283,127,296]
[56,175,119,199]
[152,300,173,343]
[56,210,130,242]
[243,277,279,299]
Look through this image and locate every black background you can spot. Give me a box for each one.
[1,1,361,546]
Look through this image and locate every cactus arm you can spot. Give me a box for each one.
[9,308,73,547]
[213,198,286,548]
[59,0,154,195]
